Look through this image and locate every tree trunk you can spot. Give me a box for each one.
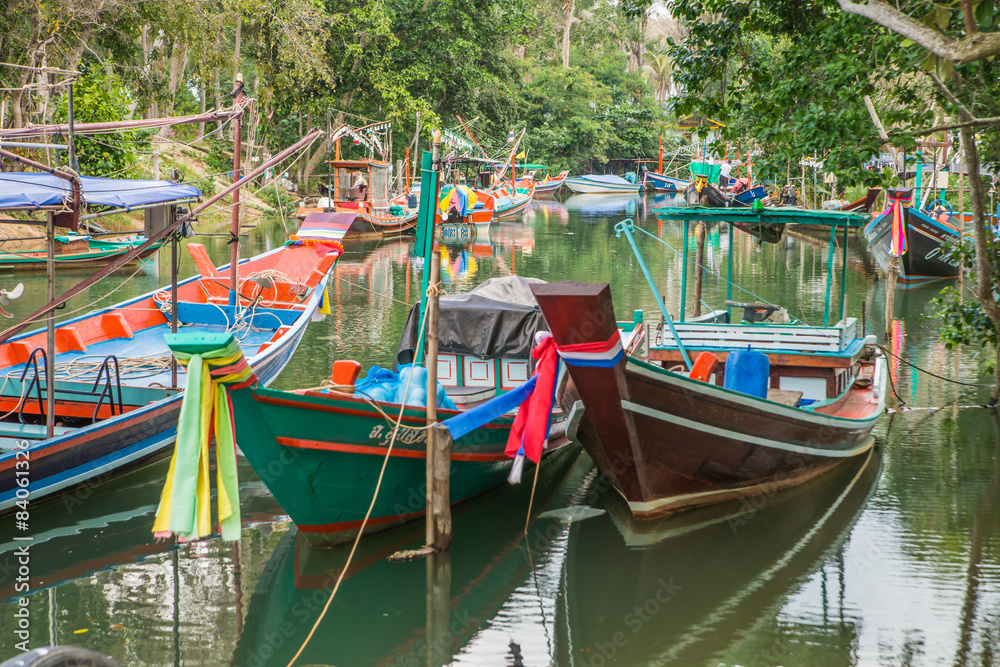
[561,0,574,68]
[959,124,1000,404]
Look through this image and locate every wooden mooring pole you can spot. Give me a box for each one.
[425,251,452,551]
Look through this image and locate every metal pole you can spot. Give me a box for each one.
[45,213,55,439]
[67,83,76,172]
[727,224,734,311]
[840,224,849,323]
[170,229,179,389]
[824,225,835,326]
[0,127,319,346]
[680,219,689,322]
[615,219,692,368]
[229,112,242,306]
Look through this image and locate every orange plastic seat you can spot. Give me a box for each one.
[689,352,719,383]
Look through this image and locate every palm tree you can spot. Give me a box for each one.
[644,53,673,104]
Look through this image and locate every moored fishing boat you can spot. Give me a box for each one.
[0,222,340,513]
[492,182,534,218]
[0,233,167,270]
[166,276,580,546]
[530,210,886,520]
[645,171,689,193]
[863,187,962,288]
[565,174,641,194]
[533,169,570,194]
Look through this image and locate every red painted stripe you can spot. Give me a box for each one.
[255,392,507,430]
[276,436,509,462]
[297,509,425,534]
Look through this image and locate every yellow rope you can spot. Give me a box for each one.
[284,289,433,667]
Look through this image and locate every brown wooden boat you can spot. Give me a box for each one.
[531,280,886,519]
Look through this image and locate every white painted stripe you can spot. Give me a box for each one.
[626,356,886,428]
[621,400,875,459]
[0,432,175,512]
[558,339,623,363]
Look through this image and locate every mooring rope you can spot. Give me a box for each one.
[284,282,435,667]
[876,344,994,388]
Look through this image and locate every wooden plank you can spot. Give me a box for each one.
[648,347,860,369]
[766,389,803,406]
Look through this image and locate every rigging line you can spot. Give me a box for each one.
[631,222,808,325]
[335,276,412,306]
[875,344,994,388]
[2,259,150,336]
[284,283,434,667]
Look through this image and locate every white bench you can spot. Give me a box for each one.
[658,318,857,354]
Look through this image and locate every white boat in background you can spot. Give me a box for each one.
[564,174,641,194]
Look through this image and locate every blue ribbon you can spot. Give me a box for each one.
[441,375,537,440]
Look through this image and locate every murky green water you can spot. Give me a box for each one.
[1,193,997,666]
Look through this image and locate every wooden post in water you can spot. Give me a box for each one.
[425,550,452,666]
[424,250,452,551]
[693,222,705,318]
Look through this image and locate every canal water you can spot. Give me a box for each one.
[0,192,997,666]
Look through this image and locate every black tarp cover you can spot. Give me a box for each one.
[397,276,548,363]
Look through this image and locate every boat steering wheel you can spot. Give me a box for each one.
[927,198,954,218]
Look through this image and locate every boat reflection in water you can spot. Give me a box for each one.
[234,447,586,667]
[651,192,688,209]
[233,439,882,666]
[556,446,883,666]
[563,193,644,218]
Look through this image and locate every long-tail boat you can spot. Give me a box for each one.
[168,275,585,547]
[530,208,886,520]
[565,174,641,194]
[0,233,166,269]
[0,217,339,513]
[532,169,570,194]
[863,186,962,288]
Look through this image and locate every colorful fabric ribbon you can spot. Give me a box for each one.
[556,330,624,368]
[889,198,907,256]
[505,333,559,484]
[153,333,257,542]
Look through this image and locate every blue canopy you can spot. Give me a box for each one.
[0,172,201,210]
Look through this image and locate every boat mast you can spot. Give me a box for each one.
[229,80,244,306]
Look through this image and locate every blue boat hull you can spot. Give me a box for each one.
[0,250,331,512]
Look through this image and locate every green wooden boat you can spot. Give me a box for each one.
[168,276,594,547]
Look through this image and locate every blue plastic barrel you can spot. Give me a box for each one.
[407,194,418,208]
[723,348,769,398]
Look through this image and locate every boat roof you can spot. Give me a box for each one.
[0,172,201,210]
[397,276,548,361]
[654,206,869,228]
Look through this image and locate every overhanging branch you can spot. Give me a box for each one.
[837,0,1000,64]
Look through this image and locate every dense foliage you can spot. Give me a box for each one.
[0,0,676,177]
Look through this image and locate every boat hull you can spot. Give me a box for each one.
[863,207,961,288]
[0,245,334,513]
[531,281,885,519]
[565,178,640,194]
[229,386,526,547]
[646,172,688,193]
